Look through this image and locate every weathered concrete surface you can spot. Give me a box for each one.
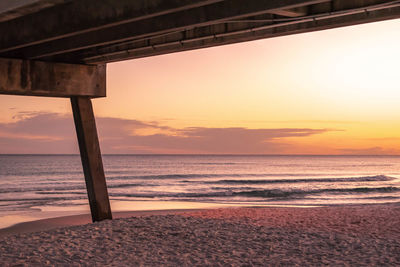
[85,3,400,64]
[0,0,68,22]
[0,0,398,64]
[71,96,112,222]
[0,0,221,53]
[0,58,105,97]
[0,0,329,60]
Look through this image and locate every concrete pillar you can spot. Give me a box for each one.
[71,96,112,222]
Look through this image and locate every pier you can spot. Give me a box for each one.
[0,0,399,222]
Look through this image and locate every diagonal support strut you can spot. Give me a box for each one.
[71,96,112,222]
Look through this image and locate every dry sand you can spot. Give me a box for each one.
[1,204,400,266]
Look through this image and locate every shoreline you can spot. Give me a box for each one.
[0,198,327,235]
[1,202,399,237]
[0,199,235,232]
[0,209,208,237]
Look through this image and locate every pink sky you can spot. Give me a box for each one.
[0,19,399,154]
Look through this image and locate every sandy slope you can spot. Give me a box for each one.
[1,205,400,266]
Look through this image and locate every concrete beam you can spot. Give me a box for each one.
[3,0,329,59]
[83,4,400,64]
[0,0,69,22]
[270,7,308,17]
[0,58,105,97]
[0,0,223,53]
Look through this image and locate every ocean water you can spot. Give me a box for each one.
[1,155,400,217]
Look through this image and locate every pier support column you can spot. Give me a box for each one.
[71,96,112,222]
[0,57,110,222]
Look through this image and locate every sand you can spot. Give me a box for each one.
[1,204,400,266]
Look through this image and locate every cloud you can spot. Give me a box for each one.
[0,112,333,154]
[0,112,77,153]
[1,112,75,137]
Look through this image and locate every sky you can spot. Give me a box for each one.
[0,19,399,154]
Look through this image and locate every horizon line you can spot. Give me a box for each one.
[0,153,399,157]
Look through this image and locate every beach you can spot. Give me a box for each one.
[1,204,400,266]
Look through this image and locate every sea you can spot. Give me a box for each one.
[1,155,400,227]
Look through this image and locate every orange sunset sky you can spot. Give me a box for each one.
[0,19,399,154]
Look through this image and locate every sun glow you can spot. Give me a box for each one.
[1,19,399,154]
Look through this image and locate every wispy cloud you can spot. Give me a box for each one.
[0,112,334,154]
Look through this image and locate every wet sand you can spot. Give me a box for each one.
[1,204,400,266]
[0,209,202,237]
